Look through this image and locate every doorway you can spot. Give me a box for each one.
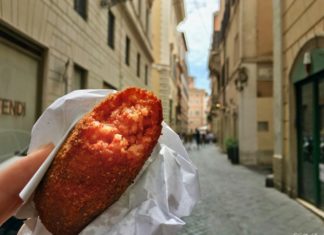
[296,70,324,210]
[0,28,43,163]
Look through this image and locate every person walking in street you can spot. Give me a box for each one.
[187,131,194,151]
[207,131,215,144]
[201,133,206,146]
[194,128,201,150]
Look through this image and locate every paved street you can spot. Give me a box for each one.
[178,144,324,235]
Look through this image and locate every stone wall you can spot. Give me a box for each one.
[0,0,153,111]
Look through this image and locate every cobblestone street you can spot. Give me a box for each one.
[178,144,324,235]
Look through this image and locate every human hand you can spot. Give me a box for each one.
[0,143,54,224]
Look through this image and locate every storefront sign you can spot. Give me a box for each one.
[0,98,26,116]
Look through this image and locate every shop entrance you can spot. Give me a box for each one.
[296,71,324,210]
[0,28,43,162]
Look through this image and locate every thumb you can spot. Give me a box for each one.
[0,143,55,194]
[0,143,54,224]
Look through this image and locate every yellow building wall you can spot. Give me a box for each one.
[257,98,274,150]
[150,0,184,129]
[224,5,240,75]
[188,89,205,132]
[217,0,273,165]
[281,0,324,195]
[256,0,273,57]
[241,0,257,59]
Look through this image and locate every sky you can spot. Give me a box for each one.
[178,0,219,94]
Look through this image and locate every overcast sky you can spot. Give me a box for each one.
[178,0,219,94]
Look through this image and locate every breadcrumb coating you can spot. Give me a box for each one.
[34,88,163,235]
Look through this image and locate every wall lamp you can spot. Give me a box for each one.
[303,51,312,75]
[235,67,248,92]
[215,103,226,112]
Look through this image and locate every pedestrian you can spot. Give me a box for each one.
[177,132,183,142]
[207,132,214,144]
[186,131,194,151]
[0,144,54,224]
[182,132,186,144]
[201,133,206,146]
[194,128,201,150]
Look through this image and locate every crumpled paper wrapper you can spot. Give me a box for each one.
[16,89,200,235]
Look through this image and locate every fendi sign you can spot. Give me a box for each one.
[0,98,26,116]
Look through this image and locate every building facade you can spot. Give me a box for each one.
[151,0,185,130]
[208,12,222,141]
[209,0,274,165]
[273,0,324,212]
[188,77,207,133]
[0,0,154,161]
[175,33,190,134]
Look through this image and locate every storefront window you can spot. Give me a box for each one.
[0,42,39,162]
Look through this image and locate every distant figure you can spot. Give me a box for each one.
[207,132,215,144]
[201,133,206,145]
[194,128,201,150]
[181,132,185,143]
[178,132,183,142]
[189,131,193,143]
[183,132,190,151]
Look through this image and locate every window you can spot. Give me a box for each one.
[125,36,130,66]
[257,80,273,97]
[74,0,87,20]
[136,53,141,77]
[108,10,115,49]
[258,121,269,132]
[145,64,148,85]
[73,65,87,90]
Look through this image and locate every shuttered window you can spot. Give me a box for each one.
[125,36,130,65]
[137,53,141,77]
[145,65,148,85]
[108,10,115,49]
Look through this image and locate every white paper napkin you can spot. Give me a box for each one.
[16,89,200,235]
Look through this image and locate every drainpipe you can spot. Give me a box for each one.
[273,0,284,190]
[119,5,123,90]
[63,59,73,94]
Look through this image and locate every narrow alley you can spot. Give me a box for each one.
[1,0,324,234]
[178,145,324,235]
